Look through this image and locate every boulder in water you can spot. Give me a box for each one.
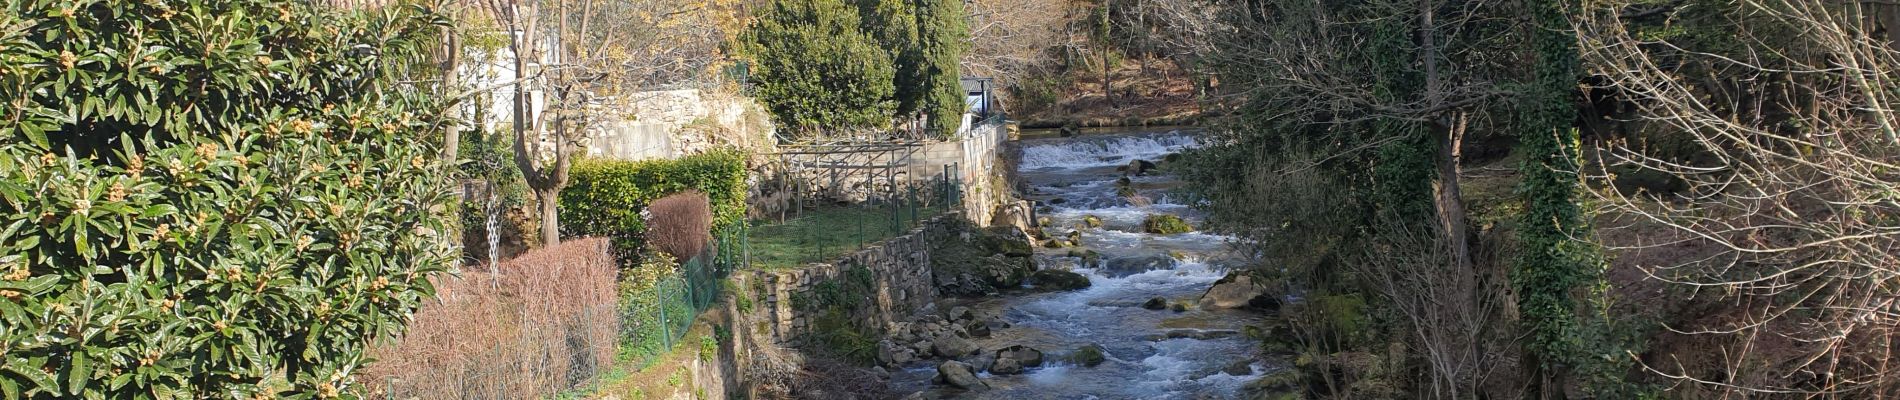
[1199,272,1280,310]
[990,357,1024,375]
[936,360,988,389]
[1082,214,1104,228]
[994,345,1045,368]
[1141,214,1194,234]
[1072,344,1108,367]
[1145,329,1243,341]
[1224,360,1255,376]
[1127,159,1158,176]
[1143,297,1169,310]
[1030,269,1091,291]
[1101,254,1174,277]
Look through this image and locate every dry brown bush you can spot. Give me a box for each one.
[647,190,714,262]
[358,238,619,399]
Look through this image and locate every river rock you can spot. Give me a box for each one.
[936,254,1033,297]
[936,360,988,389]
[1146,329,1243,341]
[933,335,979,358]
[991,357,1024,375]
[947,306,974,323]
[1072,344,1108,367]
[1030,269,1091,291]
[1143,297,1168,310]
[877,340,900,366]
[995,345,1045,368]
[1082,214,1104,228]
[1224,360,1255,376]
[1127,159,1158,176]
[1198,272,1280,310]
[966,321,991,338]
[969,352,997,372]
[1101,254,1173,277]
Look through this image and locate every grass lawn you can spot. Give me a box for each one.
[747,204,946,270]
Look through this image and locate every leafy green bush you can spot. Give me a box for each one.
[0,1,453,398]
[560,150,748,258]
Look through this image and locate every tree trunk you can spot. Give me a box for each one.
[441,30,461,163]
[1103,48,1115,108]
[537,187,560,246]
[1433,115,1471,271]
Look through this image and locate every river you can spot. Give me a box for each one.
[889,128,1273,399]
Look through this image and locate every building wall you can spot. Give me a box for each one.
[587,89,775,161]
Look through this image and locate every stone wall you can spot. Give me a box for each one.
[671,215,960,398]
[729,214,954,348]
[908,119,1009,226]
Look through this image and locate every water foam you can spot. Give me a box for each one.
[1019,134,1201,170]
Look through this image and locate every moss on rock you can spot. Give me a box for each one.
[1141,214,1195,234]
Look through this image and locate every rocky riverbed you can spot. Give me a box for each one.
[884,129,1292,399]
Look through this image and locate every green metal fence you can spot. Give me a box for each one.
[617,224,746,369]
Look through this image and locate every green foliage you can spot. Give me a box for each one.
[855,0,923,115]
[911,0,970,138]
[740,0,897,137]
[0,1,454,397]
[789,265,878,363]
[1514,0,1605,389]
[1141,214,1194,234]
[616,252,694,369]
[697,334,718,362]
[559,150,748,258]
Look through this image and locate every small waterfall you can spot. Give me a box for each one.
[1017,133,1201,170]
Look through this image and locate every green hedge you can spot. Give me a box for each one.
[0,2,454,398]
[560,150,748,257]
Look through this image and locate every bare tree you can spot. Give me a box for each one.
[961,0,1070,87]
[474,0,741,246]
[1579,1,1900,396]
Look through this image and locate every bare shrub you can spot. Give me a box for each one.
[1580,2,1900,396]
[1359,222,1514,399]
[647,190,714,262]
[359,238,619,399]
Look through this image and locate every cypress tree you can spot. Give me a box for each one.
[912,0,971,138]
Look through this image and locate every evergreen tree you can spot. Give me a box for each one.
[912,0,971,138]
[856,0,925,117]
[741,0,899,137]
